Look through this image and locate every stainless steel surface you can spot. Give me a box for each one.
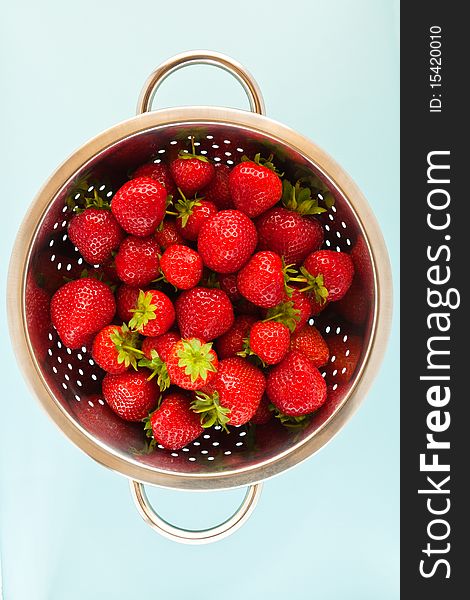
[7,51,392,541]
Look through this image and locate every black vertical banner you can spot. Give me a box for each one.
[401,4,468,598]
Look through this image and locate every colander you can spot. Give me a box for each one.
[7,51,392,544]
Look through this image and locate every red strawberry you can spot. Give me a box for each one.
[142,331,180,362]
[215,314,257,359]
[133,162,177,196]
[160,244,203,289]
[175,287,234,340]
[229,154,282,218]
[174,194,218,241]
[25,272,51,360]
[146,392,203,450]
[102,369,159,421]
[68,208,124,265]
[237,251,287,308]
[51,278,115,349]
[170,147,215,197]
[218,273,241,302]
[111,177,167,237]
[250,394,272,425]
[198,209,258,274]
[351,235,374,295]
[115,236,160,286]
[266,350,327,416]
[325,334,362,385]
[335,277,369,325]
[248,320,290,365]
[201,163,233,209]
[257,208,323,266]
[263,287,313,333]
[309,294,329,316]
[91,324,141,374]
[290,325,329,368]
[129,290,175,337]
[192,357,265,427]
[166,338,218,390]
[154,219,184,250]
[116,284,141,323]
[301,250,354,303]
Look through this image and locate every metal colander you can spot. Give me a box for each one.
[8,51,392,544]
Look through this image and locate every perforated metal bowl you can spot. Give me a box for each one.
[7,51,392,544]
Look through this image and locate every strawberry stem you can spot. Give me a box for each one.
[191,391,230,431]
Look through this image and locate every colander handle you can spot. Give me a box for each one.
[129,480,262,544]
[136,50,266,115]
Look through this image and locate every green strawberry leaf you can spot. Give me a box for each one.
[176,338,217,384]
[264,301,300,333]
[129,290,158,332]
[191,391,230,432]
[138,350,171,391]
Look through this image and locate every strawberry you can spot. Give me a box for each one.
[198,209,258,274]
[111,177,167,237]
[174,193,218,241]
[133,162,177,196]
[266,350,327,416]
[218,273,241,302]
[142,331,180,362]
[229,154,282,218]
[351,235,374,295]
[290,325,329,368]
[51,278,115,349]
[246,320,290,365]
[237,251,290,309]
[175,287,234,341]
[160,244,203,290]
[102,369,159,421]
[166,338,218,390]
[215,314,257,359]
[170,141,215,197]
[192,357,265,427]
[68,208,124,265]
[250,394,272,425]
[116,284,141,323]
[300,250,354,303]
[25,272,51,360]
[263,286,312,333]
[115,236,160,286]
[91,324,142,374]
[335,277,369,325]
[154,219,183,250]
[146,392,203,450]
[129,290,175,337]
[325,334,362,385]
[200,163,233,209]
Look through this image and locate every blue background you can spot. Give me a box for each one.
[0,1,399,598]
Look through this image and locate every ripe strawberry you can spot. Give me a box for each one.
[175,287,234,340]
[91,324,141,374]
[192,357,265,427]
[115,236,160,286]
[142,331,180,362]
[146,392,203,450]
[200,163,233,209]
[129,290,175,337]
[111,177,167,237]
[25,272,51,360]
[247,320,290,365]
[218,273,241,302]
[263,286,312,333]
[174,193,218,241]
[166,338,218,390]
[266,350,327,416]
[133,162,177,196]
[325,334,362,385]
[198,209,258,274]
[51,278,115,349]
[170,144,215,197]
[250,394,272,425]
[116,284,141,323]
[290,325,329,368]
[154,219,184,250]
[301,250,354,303]
[335,277,369,325]
[229,154,282,218]
[215,314,257,359]
[237,251,288,308]
[102,369,159,421]
[351,235,373,295]
[160,244,203,289]
[68,208,124,265]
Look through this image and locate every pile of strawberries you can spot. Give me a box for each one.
[46,138,364,451]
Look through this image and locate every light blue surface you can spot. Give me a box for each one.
[0,1,399,598]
